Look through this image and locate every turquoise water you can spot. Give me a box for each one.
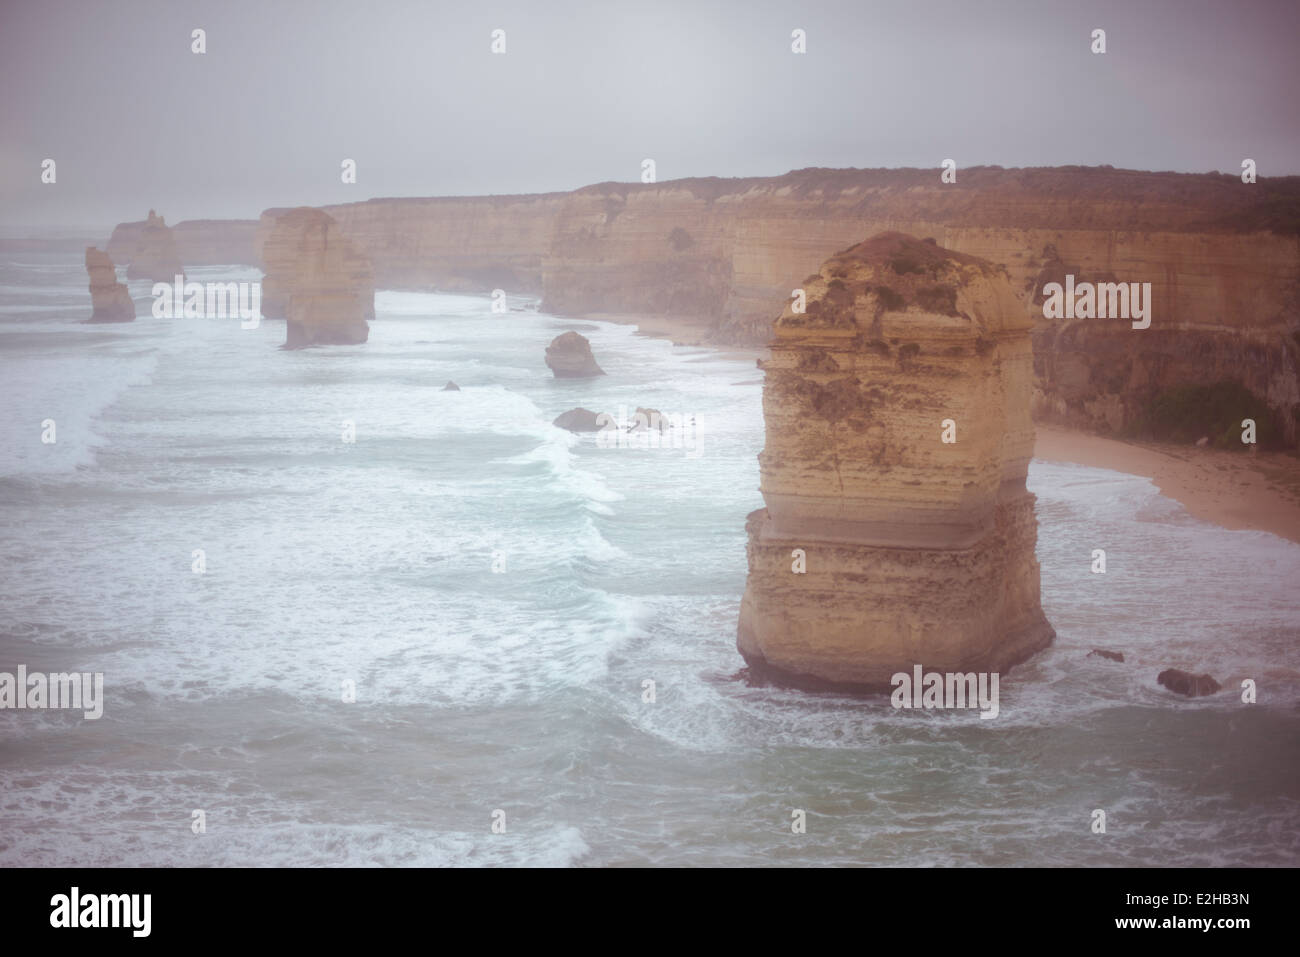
[1,255,1297,866]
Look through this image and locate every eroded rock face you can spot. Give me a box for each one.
[737,233,1054,691]
[260,208,373,348]
[545,331,605,377]
[84,247,135,323]
[122,210,184,282]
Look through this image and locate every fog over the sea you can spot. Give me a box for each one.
[1,0,1297,230]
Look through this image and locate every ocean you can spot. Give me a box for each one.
[1,254,1297,867]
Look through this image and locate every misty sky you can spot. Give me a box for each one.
[2,0,1297,231]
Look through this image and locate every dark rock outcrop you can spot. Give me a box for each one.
[1157,668,1221,697]
[84,248,135,323]
[545,331,605,378]
[442,381,461,391]
[1088,649,1125,662]
[552,408,605,432]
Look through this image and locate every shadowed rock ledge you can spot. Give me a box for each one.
[737,232,1055,691]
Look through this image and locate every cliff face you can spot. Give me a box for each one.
[280,167,1298,440]
[84,247,135,323]
[736,233,1054,690]
[262,208,372,348]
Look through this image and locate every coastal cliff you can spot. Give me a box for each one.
[111,166,1300,441]
[736,233,1054,689]
[299,167,1298,440]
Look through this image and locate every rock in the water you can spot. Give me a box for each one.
[545,331,605,378]
[1157,668,1221,697]
[736,232,1055,690]
[123,210,185,282]
[261,208,373,348]
[84,247,135,323]
[552,408,605,432]
[442,381,461,391]
[628,407,670,431]
[1088,649,1125,662]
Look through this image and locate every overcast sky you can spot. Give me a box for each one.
[1,0,1297,231]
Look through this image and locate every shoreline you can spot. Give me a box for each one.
[583,311,769,364]
[1034,425,1300,545]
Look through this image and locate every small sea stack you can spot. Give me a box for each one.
[84,247,135,323]
[545,331,605,378]
[737,232,1055,691]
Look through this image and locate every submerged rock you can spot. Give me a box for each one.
[1088,649,1125,662]
[737,232,1055,691]
[1157,668,1221,697]
[552,408,605,432]
[545,331,605,378]
[442,381,461,391]
[84,247,135,323]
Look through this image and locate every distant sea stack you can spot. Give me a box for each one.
[737,233,1055,691]
[108,216,259,267]
[545,331,605,377]
[260,208,373,348]
[118,210,185,282]
[84,247,135,323]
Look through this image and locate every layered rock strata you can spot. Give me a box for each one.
[737,233,1055,690]
[84,247,135,323]
[260,208,372,348]
[544,331,605,377]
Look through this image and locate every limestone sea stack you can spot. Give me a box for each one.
[124,210,184,282]
[259,207,375,322]
[84,247,135,323]
[260,208,373,348]
[737,233,1055,691]
[545,331,605,377]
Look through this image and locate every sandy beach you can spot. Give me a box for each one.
[1035,425,1300,545]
